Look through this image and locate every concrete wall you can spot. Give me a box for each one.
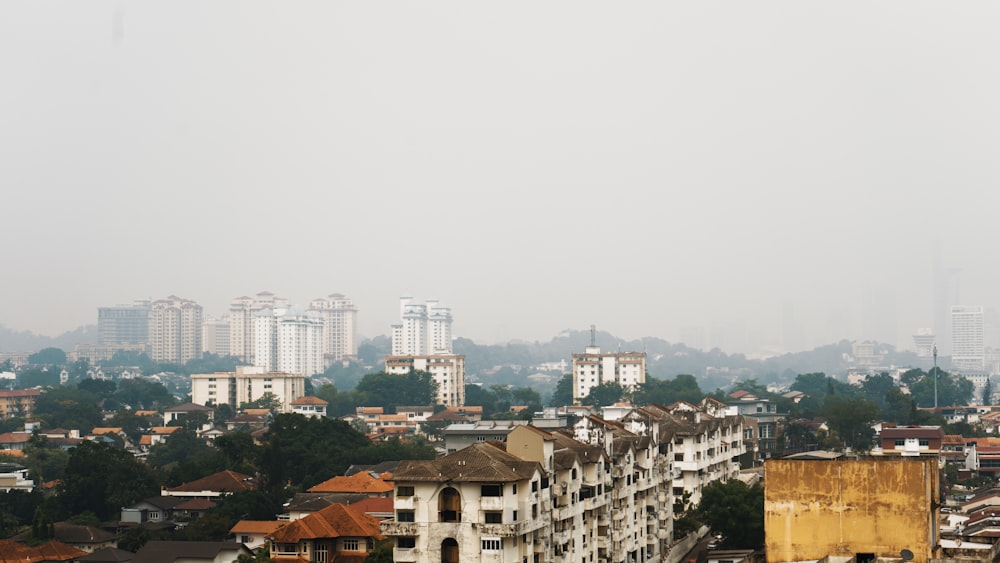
[765,457,939,563]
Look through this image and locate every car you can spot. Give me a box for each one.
[707,541,719,550]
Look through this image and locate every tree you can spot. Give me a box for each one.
[635,374,704,406]
[240,392,282,414]
[257,414,372,492]
[824,395,878,450]
[32,387,103,433]
[582,382,625,407]
[115,379,175,410]
[57,441,160,521]
[28,348,66,366]
[696,480,764,549]
[354,371,438,410]
[77,378,116,399]
[549,374,573,407]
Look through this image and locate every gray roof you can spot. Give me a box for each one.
[394,442,542,483]
[78,547,135,562]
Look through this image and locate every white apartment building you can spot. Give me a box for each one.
[97,300,151,345]
[254,308,324,376]
[228,292,288,364]
[308,293,359,364]
[952,306,986,372]
[572,345,646,403]
[191,366,306,413]
[201,315,231,357]
[390,297,453,356]
[277,310,324,376]
[149,296,203,364]
[384,355,466,407]
[384,401,733,563]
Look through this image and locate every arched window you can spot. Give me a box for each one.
[441,538,459,563]
[438,487,461,522]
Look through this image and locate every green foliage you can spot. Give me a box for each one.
[114,379,175,410]
[184,354,238,375]
[696,480,764,549]
[17,368,60,389]
[908,368,974,408]
[549,373,573,407]
[28,348,66,366]
[313,384,357,418]
[58,441,160,521]
[823,395,878,450]
[240,392,283,414]
[147,428,213,465]
[77,378,116,399]
[0,489,44,536]
[22,442,71,483]
[215,432,257,473]
[118,526,153,552]
[365,539,395,563]
[582,382,626,407]
[104,411,152,444]
[354,371,439,410]
[257,414,372,492]
[66,511,101,527]
[635,374,704,406]
[464,384,542,418]
[33,387,103,433]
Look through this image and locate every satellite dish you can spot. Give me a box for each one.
[901,549,914,561]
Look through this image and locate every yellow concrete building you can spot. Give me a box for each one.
[765,457,940,563]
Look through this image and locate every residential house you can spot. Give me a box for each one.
[133,540,251,563]
[874,425,946,457]
[442,420,527,453]
[121,496,187,525]
[307,471,394,498]
[724,391,785,460]
[0,462,34,492]
[0,539,86,562]
[268,503,385,562]
[162,470,257,499]
[0,432,32,452]
[282,493,369,521]
[291,396,328,418]
[11,522,117,553]
[230,520,287,551]
[163,402,215,428]
[382,441,548,563]
[78,547,137,562]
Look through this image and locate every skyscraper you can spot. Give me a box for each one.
[390,297,453,356]
[228,292,288,364]
[149,296,203,364]
[254,307,324,376]
[951,306,985,372]
[97,300,150,345]
[308,293,359,364]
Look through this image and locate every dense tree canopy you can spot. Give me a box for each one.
[57,441,159,521]
[696,480,764,549]
[28,348,66,365]
[635,374,704,406]
[354,371,438,411]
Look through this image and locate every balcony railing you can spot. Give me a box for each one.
[381,521,417,536]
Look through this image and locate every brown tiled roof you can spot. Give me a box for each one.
[151,427,181,435]
[292,396,329,406]
[0,539,87,561]
[165,402,214,412]
[167,470,256,494]
[269,503,383,543]
[0,389,41,398]
[425,410,468,422]
[243,408,271,416]
[91,428,123,435]
[393,442,542,483]
[348,497,394,517]
[11,522,116,545]
[0,432,32,444]
[230,520,287,535]
[308,472,393,495]
[881,426,944,439]
[78,547,136,562]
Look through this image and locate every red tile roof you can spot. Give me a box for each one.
[230,520,287,535]
[347,497,394,517]
[292,396,328,406]
[0,539,87,561]
[307,472,393,495]
[269,503,384,543]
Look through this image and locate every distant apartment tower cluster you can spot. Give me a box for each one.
[148,296,203,364]
[572,343,646,403]
[391,297,453,355]
[254,307,324,376]
[386,297,463,407]
[97,300,151,345]
[952,305,985,372]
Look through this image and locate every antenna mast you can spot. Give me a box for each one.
[590,325,596,347]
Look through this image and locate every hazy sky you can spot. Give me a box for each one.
[3,2,999,354]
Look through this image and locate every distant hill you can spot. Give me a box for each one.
[0,324,98,354]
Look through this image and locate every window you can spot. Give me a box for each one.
[894,439,905,447]
[241,535,250,543]
[316,543,328,563]
[485,511,502,523]
[481,484,502,497]
[512,510,518,520]
[397,486,414,497]
[531,480,538,492]
[397,510,414,522]
[919,439,929,447]
[482,538,502,551]
[342,538,360,551]
[397,537,416,549]
[149,511,160,520]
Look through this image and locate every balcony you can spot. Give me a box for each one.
[381,521,417,536]
[479,523,519,537]
[480,496,504,511]
[392,548,418,562]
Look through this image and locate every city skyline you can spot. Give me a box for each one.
[3,3,1000,354]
